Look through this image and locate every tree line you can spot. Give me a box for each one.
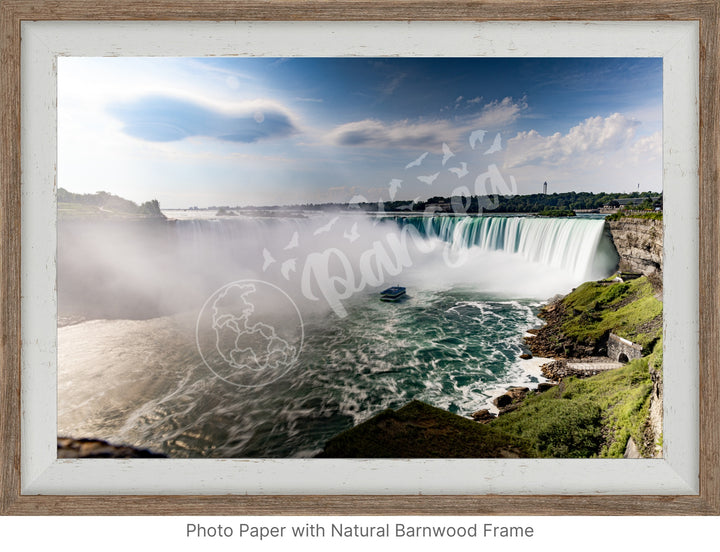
[58,188,164,217]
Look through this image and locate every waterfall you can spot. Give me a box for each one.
[395,215,619,281]
[58,212,620,320]
[168,213,619,288]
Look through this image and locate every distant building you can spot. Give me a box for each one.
[615,198,648,206]
[543,181,548,195]
[425,197,453,213]
[601,196,662,214]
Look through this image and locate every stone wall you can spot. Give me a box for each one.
[607,333,643,363]
[607,218,663,277]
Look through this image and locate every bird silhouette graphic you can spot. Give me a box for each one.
[441,143,455,166]
[469,129,487,149]
[280,258,297,280]
[405,152,429,169]
[484,133,502,154]
[283,231,299,250]
[313,216,339,235]
[449,162,468,178]
[417,172,440,186]
[262,248,276,271]
[343,222,360,242]
[388,179,403,200]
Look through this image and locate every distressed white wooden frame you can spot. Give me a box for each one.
[21,20,698,495]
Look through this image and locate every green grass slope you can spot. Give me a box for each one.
[529,276,662,358]
[560,277,662,351]
[490,339,662,458]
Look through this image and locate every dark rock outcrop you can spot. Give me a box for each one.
[315,400,535,458]
[471,409,497,423]
[57,437,167,458]
[493,387,530,414]
[524,298,604,359]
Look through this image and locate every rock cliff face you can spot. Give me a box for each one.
[606,217,664,457]
[647,363,664,457]
[607,218,663,278]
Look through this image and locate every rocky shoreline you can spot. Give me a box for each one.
[468,292,617,426]
[463,210,664,456]
[466,291,578,426]
[472,383,558,423]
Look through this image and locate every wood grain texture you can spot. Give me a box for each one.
[0,0,717,21]
[1,0,719,516]
[0,0,23,518]
[3,493,720,516]
[698,0,720,516]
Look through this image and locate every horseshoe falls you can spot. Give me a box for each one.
[396,215,619,284]
[57,213,619,458]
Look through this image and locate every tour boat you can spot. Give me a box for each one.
[379,286,406,302]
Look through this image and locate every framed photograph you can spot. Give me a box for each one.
[1,1,718,515]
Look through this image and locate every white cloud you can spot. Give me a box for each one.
[500,115,662,195]
[473,96,528,129]
[504,113,641,169]
[630,130,661,161]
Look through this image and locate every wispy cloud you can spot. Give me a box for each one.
[186,59,255,82]
[326,118,458,150]
[107,94,300,143]
[380,72,408,96]
[473,96,528,129]
[326,96,529,151]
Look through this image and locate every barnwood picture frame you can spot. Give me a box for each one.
[1,0,718,516]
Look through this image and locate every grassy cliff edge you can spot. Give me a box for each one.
[489,340,662,458]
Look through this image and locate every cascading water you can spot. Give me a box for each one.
[58,212,620,458]
[395,215,618,282]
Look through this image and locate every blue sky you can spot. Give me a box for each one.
[58,57,662,208]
